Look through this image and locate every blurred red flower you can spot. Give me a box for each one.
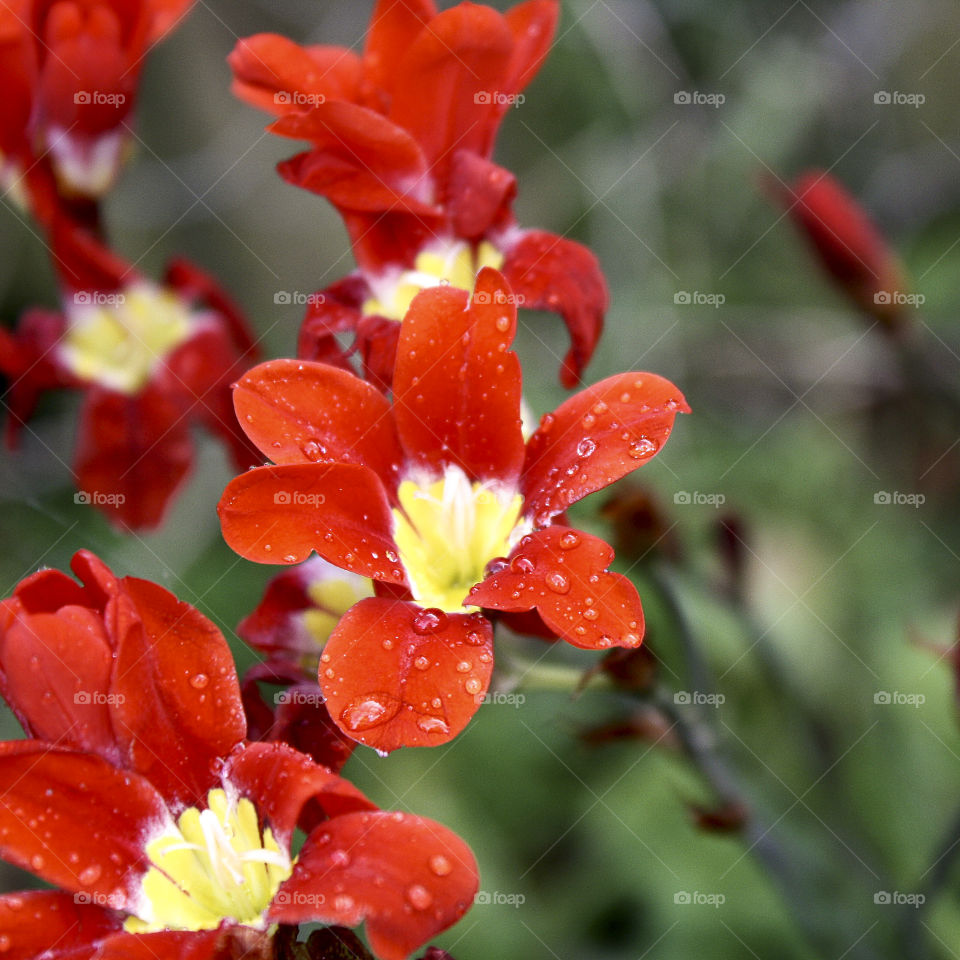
[229,0,607,389]
[219,269,688,752]
[0,550,478,960]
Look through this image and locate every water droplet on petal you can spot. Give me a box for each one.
[628,438,659,459]
[30,854,44,870]
[429,853,452,876]
[414,656,431,671]
[559,531,581,550]
[577,438,596,457]
[456,661,472,673]
[416,715,450,735]
[78,864,101,885]
[464,677,483,695]
[406,884,434,910]
[583,608,599,621]
[330,849,351,868]
[340,694,400,732]
[189,674,208,690]
[495,315,510,332]
[510,556,535,575]
[413,609,448,635]
[545,571,570,594]
[333,894,355,913]
[0,935,10,953]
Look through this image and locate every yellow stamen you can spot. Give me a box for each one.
[124,788,291,933]
[363,240,504,321]
[393,466,526,613]
[302,573,374,655]
[59,281,195,394]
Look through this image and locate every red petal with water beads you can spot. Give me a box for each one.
[521,372,689,525]
[393,270,525,484]
[501,229,608,388]
[228,34,362,114]
[219,462,405,582]
[446,152,516,241]
[110,576,245,809]
[233,359,402,490]
[271,810,479,960]
[95,927,252,960]
[469,527,644,650]
[388,4,513,179]
[0,890,122,960]
[0,742,164,907]
[74,385,193,531]
[225,741,374,846]
[320,599,493,752]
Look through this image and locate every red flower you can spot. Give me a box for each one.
[219,269,689,752]
[0,550,478,960]
[0,222,260,528]
[228,0,607,388]
[0,0,193,207]
[767,170,908,330]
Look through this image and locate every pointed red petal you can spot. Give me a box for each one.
[364,0,437,103]
[0,890,122,960]
[229,34,362,114]
[502,229,608,387]
[503,0,559,94]
[109,576,245,809]
[225,741,374,846]
[521,372,689,525]
[0,743,165,907]
[389,5,513,179]
[447,152,516,240]
[233,359,402,490]
[219,463,406,584]
[74,386,193,531]
[394,270,524,484]
[320,598,492,752]
[469,527,644,649]
[271,810,478,960]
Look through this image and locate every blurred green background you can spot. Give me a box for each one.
[3,1,960,958]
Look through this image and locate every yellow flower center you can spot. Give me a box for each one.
[59,281,195,394]
[362,239,503,321]
[303,570,374,654]
[393,466,527,613]
[124,789,291,934]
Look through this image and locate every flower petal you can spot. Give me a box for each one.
[93,927,258,960]
[110,576,245,809]
[224,741,375,847]
[521,372,689,525]
[394,270,524,485]
[271,810,478,960]
[320,598,492,752]
[74,385,194,531]
[0,890,121,960]
[0,742,165,907]
[447,151,516,240]
[233,358,402,490]
[363,0,437,103]
[469,527,644,649]
[389,4,513,179]
[501,229,608,388]
[219,463,406,583]
[503,0,559,95]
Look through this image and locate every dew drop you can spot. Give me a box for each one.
[78,864,101,885]
[329,849,351,868]
[333,894,356,913]
[414,656,431,671]
[545,571,570,594]
[301,440,324,461]
[495,316,510,332]
[456,660,472,673]
[558,531,581,550]
[581,413,596,429]
[429,854,452,876]
[416,715,450,735]
[0,935,10,953]
[282,554,298,563]
[407,883,434,910]
[412,609,448,635]
[583,608,599,621]
[592,401,608,415]
[628,438,659,459]
[510,556,535,575]
[30,854,44,870]
[381,639,394,651]
[577,438,596,457]
[464,678,483,695]
[189,674,208,690]
[340,694,399,732]
[466,630,486,646]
